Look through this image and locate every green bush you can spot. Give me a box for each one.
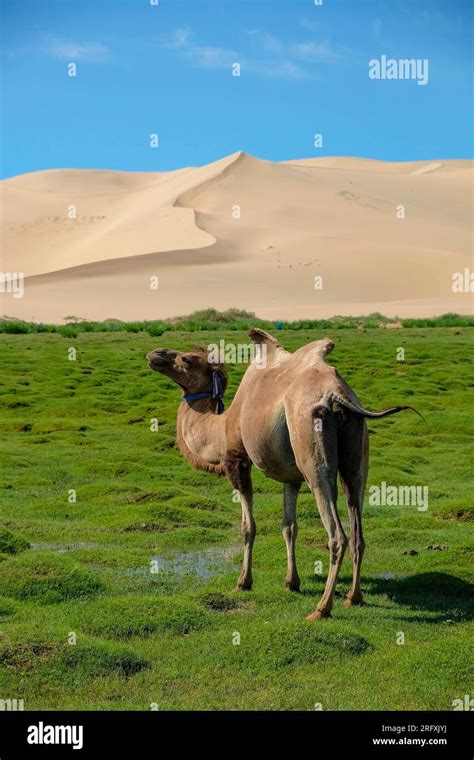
[1,310,473,336]
[0,529,30,554]
[0,552,106,604]
[62,641,149,677]
[58,325,78,338]
[80,596,212,638]
[145,322,167,337]
[124,322,143,333]
[2,321,30,334]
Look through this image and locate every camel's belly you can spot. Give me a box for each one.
[241,407,303,484]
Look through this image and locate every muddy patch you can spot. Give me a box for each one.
[0,643,63,670]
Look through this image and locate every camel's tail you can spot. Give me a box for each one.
[331,393,425,423]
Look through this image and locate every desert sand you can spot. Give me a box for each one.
[1,151,472,322]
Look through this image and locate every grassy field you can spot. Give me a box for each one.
[0,327,472,711]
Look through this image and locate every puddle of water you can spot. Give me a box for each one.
[150,546,241,580]
[30,541,241,584]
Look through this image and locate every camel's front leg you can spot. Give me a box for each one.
[282,482,301,591]
[225,455,255,591]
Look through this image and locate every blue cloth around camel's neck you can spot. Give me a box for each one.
[184,371,225,414]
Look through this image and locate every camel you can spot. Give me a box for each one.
[147,329,417,620]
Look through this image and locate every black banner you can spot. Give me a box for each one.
[0,711,471,757]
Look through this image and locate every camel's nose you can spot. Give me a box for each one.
[146,348,168,369]
[147,348,167,361]
[147,348,175,368]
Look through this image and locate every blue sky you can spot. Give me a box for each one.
[1,0,472,177]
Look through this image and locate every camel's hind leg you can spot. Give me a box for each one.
[282,482,302,591]
[338,419,368,607]
[305,472,347,619]
[286,401,347,619]
[225,454,255,591]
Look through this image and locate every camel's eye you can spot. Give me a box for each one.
[182,356,194,367]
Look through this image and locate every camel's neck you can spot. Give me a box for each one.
[176,397,227,476]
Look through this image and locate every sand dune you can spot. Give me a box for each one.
[1,151,472,322]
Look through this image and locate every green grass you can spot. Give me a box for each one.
[1,308,473,336]
[0,328,472,710]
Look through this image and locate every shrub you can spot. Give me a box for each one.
[58,325,78,338]
[0,529,30,554]
[1,310,473,336]
[1,321,30,334]
[0,552,106,604]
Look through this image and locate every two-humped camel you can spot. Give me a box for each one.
[147,329,416,620]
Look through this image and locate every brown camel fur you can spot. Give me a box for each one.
[147,329,417,619]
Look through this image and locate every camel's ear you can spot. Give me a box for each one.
[191,344,207,354]
[320,338,335,356]
[248,328,283,349]
[304,337,335,364]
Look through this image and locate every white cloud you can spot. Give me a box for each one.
[246,29,339,68]
[246,30,284,55]
[185,45,239,69]
[299,18,319,33]
[45,37,109,61]
[161,29,238,71]
[162,27,339,80]
[292,40,339,62]
[250,59,309,80]
[8,35,110,62]
[163,28,191,50]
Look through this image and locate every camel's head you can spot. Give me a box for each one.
[146,345,228,395]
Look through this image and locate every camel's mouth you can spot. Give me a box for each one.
[148,359,166,370]
[147,350,173,371]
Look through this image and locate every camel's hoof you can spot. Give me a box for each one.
[344,596,364,608]
[285,580,301,593]
[233,584,252,592]
[305,610,332,621]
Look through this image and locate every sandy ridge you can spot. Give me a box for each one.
[1,152,472,322]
